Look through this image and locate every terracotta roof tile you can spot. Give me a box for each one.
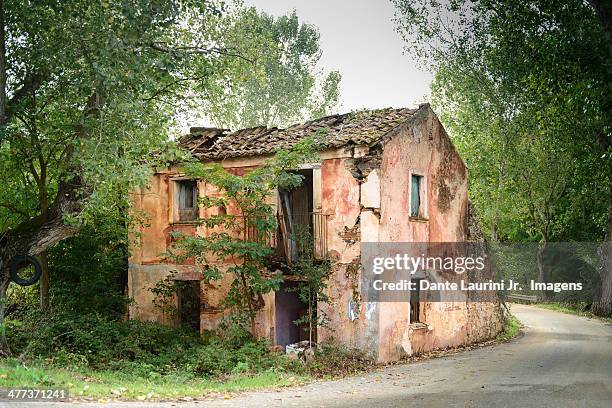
[179,107,420,159]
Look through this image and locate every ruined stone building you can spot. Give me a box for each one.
[128,103,503,362]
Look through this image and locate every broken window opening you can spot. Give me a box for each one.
[218,205,226,216]
[277,169,316,262]
[410,278,422,324]
[410,174,424,218]
[178,180,198,222]
[275,169,328,263]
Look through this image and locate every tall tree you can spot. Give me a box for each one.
[204,7,341,129]
[0,0,242,354]
[393,0,611,313]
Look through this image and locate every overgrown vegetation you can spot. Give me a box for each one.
[1,308,373,400]
[0,137,364,400]
[496,313,521,343]
[305,341,375,378]
[0,336,375,401]
[534,302,612,323]
[0,358,308,401]
[286,230,333,345]
[0,0,358,398]
[166,137,321,334]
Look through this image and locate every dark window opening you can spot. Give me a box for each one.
[178,180,198,221]
[410,174,423,217]
[410,278,422,323]
[179,280,201,333]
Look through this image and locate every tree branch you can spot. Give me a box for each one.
[143,74,209,102]
[6,70,49,120]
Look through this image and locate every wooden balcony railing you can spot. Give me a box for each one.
[244,212,329,262]
[292,212,329,261]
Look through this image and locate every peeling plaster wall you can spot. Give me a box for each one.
[128,107,502,361]
[373,107,501,361]
[128,166,274,336]
[316,157,366,347]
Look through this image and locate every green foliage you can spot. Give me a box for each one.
[149,271,184,319]
[169,137,321,331]
[47,224,129,319]
[0,0,236,234]
[3,219,130,351]
[0,357,307,400]
[535,302,612,323]
[286,227,332,343]
[6,309,302,379]
[204,7,341,129]
[7,311,195,368]
[496,313,521,343]
[393,0,610,243]
[182,338,300,377]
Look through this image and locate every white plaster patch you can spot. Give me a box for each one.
[360,210,380,243]
[401,328,413,355]
[360,169,380,209]
[348,299,358,321]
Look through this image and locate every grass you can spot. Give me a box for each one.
[0,315,525,402]
[0,358,309,402]
[533,302,612,323]
[495,313,521,343]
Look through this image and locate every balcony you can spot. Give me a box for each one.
[244,211,329,263]
[285,212,329,262]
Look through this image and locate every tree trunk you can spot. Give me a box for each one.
[592,181,612,316]
[0,176,84,355]
[536,241,549,302]
[0,0,6,125]
[592,241,612,316]
[0,272,11,356]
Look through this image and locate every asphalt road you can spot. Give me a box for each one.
[6,304,612,408]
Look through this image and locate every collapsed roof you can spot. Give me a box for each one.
[179,105,424,160]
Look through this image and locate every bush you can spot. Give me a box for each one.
[305,341,374,378]
[8,311,199,369]
[48,225,130,319]
[7,311,303,379]
[181,337,300,377]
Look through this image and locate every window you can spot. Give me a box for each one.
[410,174,424,217]
[410,278,422,323]
[178,180,198,221]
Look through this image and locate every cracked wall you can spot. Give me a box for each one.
[128,106,502,362]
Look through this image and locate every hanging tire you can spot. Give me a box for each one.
[9,255,42,286]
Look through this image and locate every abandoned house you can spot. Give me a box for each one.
[128,103,503,362]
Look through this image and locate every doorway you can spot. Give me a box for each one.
[179,280,201,333]
[274,282,310,347]
[277,169,314,263]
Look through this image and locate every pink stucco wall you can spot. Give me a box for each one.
[128,104,502,362]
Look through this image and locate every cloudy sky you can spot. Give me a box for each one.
[243,0,432,113]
